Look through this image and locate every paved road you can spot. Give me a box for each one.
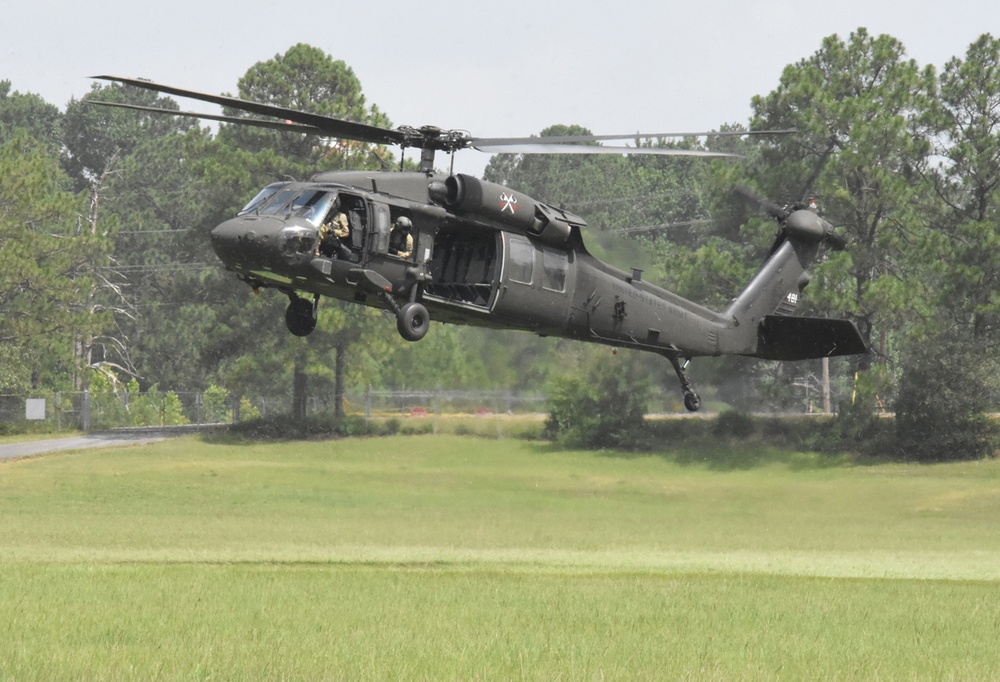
[0,432,167,462]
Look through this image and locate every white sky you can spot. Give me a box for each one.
[4,0,998,177]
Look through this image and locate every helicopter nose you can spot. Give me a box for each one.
[210,215,285,269]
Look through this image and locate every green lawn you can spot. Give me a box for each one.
[2,435,999,679]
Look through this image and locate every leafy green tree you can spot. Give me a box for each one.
[124,380,189,426]
[922,33,1000,344]
[750,29,936,367]
[0,81,62,153]
[99,128,241,390]
[221,43,391,171]
[62,82,194,191]
[0,133,110,391]
[87,370,129,429]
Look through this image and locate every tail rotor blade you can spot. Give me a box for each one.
[734,184,787,221]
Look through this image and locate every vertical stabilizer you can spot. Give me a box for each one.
[719,208,864,359]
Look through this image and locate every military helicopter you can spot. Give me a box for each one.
[91,75,866,411]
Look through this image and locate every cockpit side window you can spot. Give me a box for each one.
[290,191,335,227]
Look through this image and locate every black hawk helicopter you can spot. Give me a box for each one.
[92,75,866,412]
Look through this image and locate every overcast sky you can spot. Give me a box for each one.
[4,0,999,176]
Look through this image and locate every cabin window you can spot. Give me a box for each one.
[507,238,534,284]
[541,247,568,292]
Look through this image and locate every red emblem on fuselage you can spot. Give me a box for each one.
[500,192,518,214]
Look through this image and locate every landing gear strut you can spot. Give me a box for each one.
[353,269,430,342]
[285,293,318,337]
[668,355,701,412]
[377,293,428,342]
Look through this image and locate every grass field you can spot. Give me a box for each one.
[2,435,999,679]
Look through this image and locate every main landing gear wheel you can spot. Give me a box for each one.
[668,355,702,412]
[683,391,702,412]
[397,302,429,342]
[285,295,317,337]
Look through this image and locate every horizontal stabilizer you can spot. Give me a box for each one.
[754,315,867,361]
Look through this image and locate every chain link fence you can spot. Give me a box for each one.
[0,389,547,433]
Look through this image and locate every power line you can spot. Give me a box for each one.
[611,219,714,235]
[117,229,195,235]
[103,263,214,272]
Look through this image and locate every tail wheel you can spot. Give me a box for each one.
[397,302,429,342]
[683,392,702,412]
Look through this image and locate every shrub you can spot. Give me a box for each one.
[544,356,652,449]
[893,337,996,461]
[713,410,756,439]
[203,385,231,424]
[225,413,367,440]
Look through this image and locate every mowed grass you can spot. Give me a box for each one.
[2,435,1000,679]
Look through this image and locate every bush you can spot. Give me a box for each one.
[379,418,401,435]
[225,413,367,440]
[203,385,231,424]
[544,356,652,449]
[893,337,997,461]
[713,410,756,439]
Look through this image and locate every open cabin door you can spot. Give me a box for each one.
[424,226,500,310]
[367,201,391,261]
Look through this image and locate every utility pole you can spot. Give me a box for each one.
[822,356,832,414]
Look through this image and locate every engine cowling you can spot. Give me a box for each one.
[429,174,584,246]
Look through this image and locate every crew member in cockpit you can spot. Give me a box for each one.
[319,199,351,259]
[389,216,413,259]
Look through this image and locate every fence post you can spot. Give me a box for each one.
[81,390,91,432]
[365,385,372,432]
[432,386,440,435]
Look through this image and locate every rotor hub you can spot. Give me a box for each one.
[395,125,473,153]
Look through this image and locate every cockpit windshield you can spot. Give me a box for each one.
[256,188,300,217]
[238,182,289,215]
[240,186,338,227]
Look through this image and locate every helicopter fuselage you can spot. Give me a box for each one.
[209,170,865,410]
[210,171,743,356]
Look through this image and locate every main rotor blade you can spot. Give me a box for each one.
[92,75,405,147]
[471,142,743,158]
[471,129,796,147]
[88,100,328,135]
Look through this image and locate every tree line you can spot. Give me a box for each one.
[1,33,998,458]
